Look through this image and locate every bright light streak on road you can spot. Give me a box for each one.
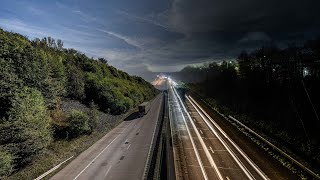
[187,96,269,180]
[172,85,224,180]
[170,84,209,180]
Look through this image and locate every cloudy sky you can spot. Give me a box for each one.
[1,0,319,80]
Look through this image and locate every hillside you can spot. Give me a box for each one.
[0,28,158,177]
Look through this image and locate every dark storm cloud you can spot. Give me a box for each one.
[166,0,320,33]
[1,0,319,80]
[138,0,320,71]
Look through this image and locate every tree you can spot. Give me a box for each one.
[237,50,251,79]
[67,110,90,138]
[57,39,64,50]
[0,58,22,119]
[66,65,85,100]
[98,57,108,64]
[0,87,52,166]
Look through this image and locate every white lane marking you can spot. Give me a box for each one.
[174,87,224,180]
[104,166,112,177]
[171,87,209,180]
[127,144,131,150]
[226,176,230,180]
[209,146,214,154]
[193,118,196,122]
[189,96,269,180]
[188,96,269,180]
[142,94,163,180]
[229,115,318,180]
[199,129,203,135]
[187,96,254,180]
[73,124,130,180]
[210,131,215,136]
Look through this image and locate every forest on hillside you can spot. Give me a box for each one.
[173,39,320,171]
[0,28,158,176]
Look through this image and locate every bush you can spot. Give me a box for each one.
[0,87,52,167]
[67,110,91,138]
[0,150,13,177]
[51,98,68,139]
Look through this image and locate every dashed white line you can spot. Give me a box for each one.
[171,86,209,180]
[173,87,223,180]
[187,96,255,180]
[188,96,269,180]
[104,166,112,177]
[73,124,130,180]
[73,136,118,180]
[127,144,131,150]
[209,146,214,154]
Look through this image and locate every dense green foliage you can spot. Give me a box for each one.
[174,39,320,170]
[67,110,91,138]
[0,28,157,175]
[0,87,51,169]
[0,150,13,177]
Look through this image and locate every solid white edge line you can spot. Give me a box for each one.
[73,135,120,180]
[171,86,209,180]
[188,96,269,180]
[142,94,162,180]
[168,83,181,180]
[186,95,255,180]
[73,122,132,180]
[228,115,320,180]
[189,96,269,179]
[175,91,222,180]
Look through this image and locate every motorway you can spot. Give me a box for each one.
[50,77,296,180]
[51,94,163,180]
[168,79,269,180]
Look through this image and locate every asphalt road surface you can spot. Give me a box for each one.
[168,79,269,180]
[51,94,163,180]
[168,83,211,180]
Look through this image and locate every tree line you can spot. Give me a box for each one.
[0,28,158,176]
[173,38,320,170]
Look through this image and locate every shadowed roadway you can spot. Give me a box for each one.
[51,94,163,180]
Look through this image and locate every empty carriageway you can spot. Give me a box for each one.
[169,80,269,180]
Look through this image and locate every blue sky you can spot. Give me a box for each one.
[1,0,319,80]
